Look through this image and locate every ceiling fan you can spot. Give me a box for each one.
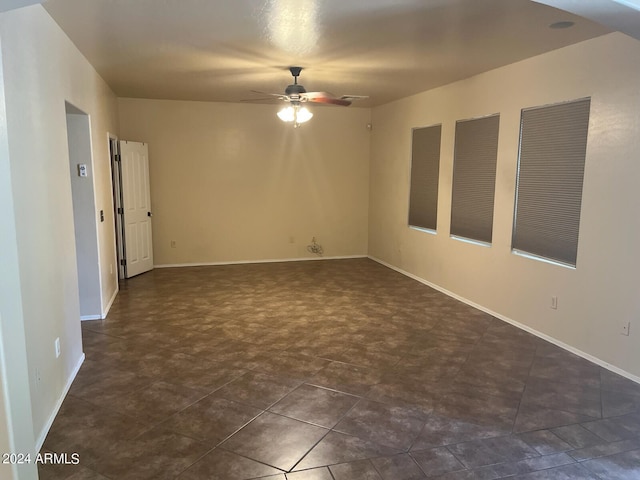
[252,67,368,127]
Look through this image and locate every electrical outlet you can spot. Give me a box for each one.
[170,240,176,248]
[551,296,558,310]
[621,321,631,336]
[55,338,61,358]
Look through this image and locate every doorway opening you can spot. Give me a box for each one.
[65,102,102,319]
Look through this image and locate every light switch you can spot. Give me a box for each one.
[78,164,88,177]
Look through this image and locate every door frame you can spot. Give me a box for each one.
[108,134,127,279]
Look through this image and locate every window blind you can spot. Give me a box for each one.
[408,124,442,231]
[450,114,500,244]
[512,98,590,267]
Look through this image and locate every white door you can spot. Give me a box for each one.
[119,141,153,278]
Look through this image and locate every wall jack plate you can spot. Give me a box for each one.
[621,321,631,336]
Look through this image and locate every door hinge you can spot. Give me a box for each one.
[120,259,126,266]
[117,207,124,215]
[115,154,121,162]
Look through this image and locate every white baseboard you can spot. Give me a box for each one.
[101,285,119,319]
[369,255,640,386]
[154,255,367,269]
[35,353,85,452]
[80,314,101,321]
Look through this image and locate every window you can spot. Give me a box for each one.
[450,114,500,244]
[512,98,590,267]
[408,124,442,231]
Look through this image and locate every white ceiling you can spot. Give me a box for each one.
[43,0,612,107]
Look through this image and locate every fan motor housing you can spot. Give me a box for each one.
[285,83,306,96]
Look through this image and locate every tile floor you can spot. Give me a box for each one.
[40,259,640,479]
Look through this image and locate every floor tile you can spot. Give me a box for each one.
[42,396,149,466]
[160,395,262,445]
[212,371,302,409]
[513,404,596,433]
[468,452,575,478]
[269,384,359,428]
[365,378,440,414]
[294,431,400,470]
[370,454,426,479]
[334,399,426,451]
[410,447,465,477]
[568,438,640,461]
[529,355,601,389]
[68,365,151,402]
[253,353,331,380]
[105,380,208,424]
[410,414,506,451]
[432,391,519,430]
[550,424,605,449]
[601,370,640,398]
[518,429,572,455]
[602,389,640,418]
[329,459,383,479]
[89,428,211,480]
[308,361,383,396]
[285,467,333,479]
[176,448,282,479]
[579,448,640,479]
[37,463,109,480]
[505,463,602,479]
[220,412,328,471]
[581,417,639,442]
[445,435,539,469]
[521,379,602,419]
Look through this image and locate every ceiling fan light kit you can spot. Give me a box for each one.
[277,104,313,127]
[253,66,367,128]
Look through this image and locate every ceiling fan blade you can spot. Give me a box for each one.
[239,97,280,103]
[304,92,352,106]
[250,90,288,100]
[340,95,369,101]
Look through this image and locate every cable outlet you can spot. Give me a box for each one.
[550,296,558,310]
[55,337,61,358]
[621,321,631,336]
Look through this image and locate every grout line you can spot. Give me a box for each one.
[216,444,288,474]
[510,340,540,435]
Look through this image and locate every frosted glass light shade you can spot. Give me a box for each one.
[296,107,313,123]
[277,105,313,125]
[277,106,295,122]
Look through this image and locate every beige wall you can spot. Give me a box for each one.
[0,4,119,445]
[0,28,37,478]
[369,32,640,379]
[118,98,371,265]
